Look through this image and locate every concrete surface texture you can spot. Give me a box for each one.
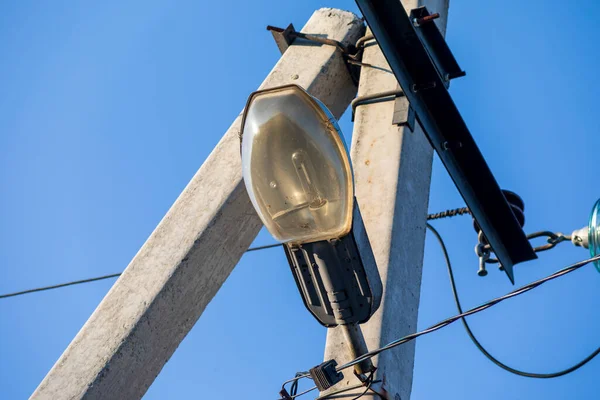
[31,8,364,400]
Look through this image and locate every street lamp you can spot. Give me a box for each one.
[240,84,382,327]
[571,199,600,272]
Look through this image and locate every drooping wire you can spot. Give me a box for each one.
[332,253,600,373]
[426,222,600,378]
[0,243,281,299]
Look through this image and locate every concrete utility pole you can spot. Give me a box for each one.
[323,1,450,399]
[32,9,364,400]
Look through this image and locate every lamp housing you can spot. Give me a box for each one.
[240,85,382,326]
[241,85,353,245]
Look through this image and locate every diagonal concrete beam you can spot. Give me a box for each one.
[32,8,364,399]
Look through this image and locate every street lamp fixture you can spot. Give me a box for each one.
[240,84,382,327]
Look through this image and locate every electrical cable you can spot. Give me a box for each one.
[332,253,600,373]
[279,253,600,397]
[314,378,382,400]
[349,372,375,400]
[0,206,466,300]
[290,371,309,397]
[290,380,299,397]
[0,273,123,299]
[245,243,281,252]
[289,385,317,399]
[426,222,600,378]
[0,243,281,299]
[427,207,470,221]
[287,374,379,400]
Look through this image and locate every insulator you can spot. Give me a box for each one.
[473,190,526,244]
[473,190,526,276]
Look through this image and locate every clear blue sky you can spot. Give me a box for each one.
[1,0,599,399]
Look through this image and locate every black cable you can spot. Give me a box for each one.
[0,243,281,300]
[245,243,281,252]
[1,207,469,300]
[2,207,468,300]
[311,374,379,400]
[426,223,600,378]
[427,207,470,221]
[278,253,600,395]
[289,386,317,399]
[333,253,600,373]
[290,371,308,397]
[349,372,375,400]
[0,273,122,299]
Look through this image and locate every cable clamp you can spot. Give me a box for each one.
[309,360,344,392]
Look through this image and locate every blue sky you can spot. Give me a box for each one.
[1,0,599,399]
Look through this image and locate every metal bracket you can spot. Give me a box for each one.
[410,7,466,87]
[392,95,415,130]
[266,23,365,85]
[266,24,351,55]
[266,24,296,54]
[355,0,536,284]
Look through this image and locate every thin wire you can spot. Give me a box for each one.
[333,253,600,373]
[290,380,299,397]
[0,273,122,299]
[1,207,465,300]
[426,223,600,378]
[245,243,281,252]
[315,379,382,400]
[0,243,281,299]
[281,373,311,391]
[290,371,308,397]
[289,385,318,399]
[349,372,375,400]
[427,207,470,221]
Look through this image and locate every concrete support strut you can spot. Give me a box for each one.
[323,1,450,399]
[32,8,364,400]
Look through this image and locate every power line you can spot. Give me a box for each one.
[426,222,600,378]
[427,206,470,220]
[314,378,382,400]
[337,254,600,371]
[0,243,281,300]
[0,273,123,299]
[245,243,281,252]
[281,253,600,396]
[1,207,469,301]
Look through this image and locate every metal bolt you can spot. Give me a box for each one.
[291,74,299,80]
[477,260,488,276]
[442,141,462,151]
[415,13,440,25]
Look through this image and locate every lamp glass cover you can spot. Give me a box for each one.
[241,85,353,244]
[589,198,600,272]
